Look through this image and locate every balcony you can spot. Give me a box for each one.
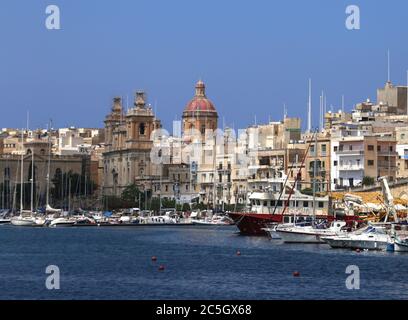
[335,150,364,156]
[378,151,398,157]
[338,165,364,171]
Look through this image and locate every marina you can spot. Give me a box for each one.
[1,224,408,300]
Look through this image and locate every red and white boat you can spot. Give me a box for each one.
[228,189,331,236]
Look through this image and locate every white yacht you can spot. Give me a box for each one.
[49,217,76,228]
[321,226,391,250]
[275,221,348,243]
[11,215,44,227]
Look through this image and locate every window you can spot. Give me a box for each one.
[139,123,145,135]
[377,145,381,152]
[389,146,393,152]
[368,160,374,166]
[334,161,338,166]
[303,201,309,208]
[334,146,338,152]
[321,144,327,154]
[318,202,324,208]
[349,145,353,151]
[201,125,205,135]
[368,145,374,151]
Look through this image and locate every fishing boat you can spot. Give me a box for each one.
[228,188,332,236]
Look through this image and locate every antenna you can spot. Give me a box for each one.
[307,79,312,133]
[319,93,323,131]
[387,49,391,83]
[342,95,345,113]
[26,110,29,133]
[406,70,408,116]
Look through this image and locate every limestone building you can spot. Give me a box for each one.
[102,92,161,196]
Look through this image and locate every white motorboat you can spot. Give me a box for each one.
[321,226,391,250]
[262,223,283,239]
[49,217,76,228]
[394,238,408,252]
[275,221,348,243]
[192,215,234,226]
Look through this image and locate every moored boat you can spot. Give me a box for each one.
[321,226,391,250]
[394,238,408,252]
[275,221,348,244]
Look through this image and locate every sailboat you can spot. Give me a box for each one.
[11,130,44,227]
[45,123,61,216]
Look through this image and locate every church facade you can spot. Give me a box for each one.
[102,92,161,196]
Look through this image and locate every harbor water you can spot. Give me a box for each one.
[0,224,407,300]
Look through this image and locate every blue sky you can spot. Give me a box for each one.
[0,0,407,131]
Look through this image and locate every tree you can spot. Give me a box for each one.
[121,184,144,205]
[182,203,191,212]
[362,176,375,186]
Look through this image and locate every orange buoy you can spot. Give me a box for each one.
[293,271,300,277]
[158,265,165,271]
[151,256,157,262]
[236,251,241,256]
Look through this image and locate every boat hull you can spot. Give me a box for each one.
[322,237,388,250]
[228,213,283,236]
[228,212,355,236]
[395,241,408,252]
[276,229,328,243]
[10,218,38,227]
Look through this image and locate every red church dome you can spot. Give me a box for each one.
[184,81,217,113]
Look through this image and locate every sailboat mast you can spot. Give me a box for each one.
[20,129,24,214]
[30,149,34,212]
[312,132,318,221]
[46,121,52,208]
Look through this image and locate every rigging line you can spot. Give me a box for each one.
[281,130,318,216]
[271,130,317,216]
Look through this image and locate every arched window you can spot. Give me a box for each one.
[139,123,145,135]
